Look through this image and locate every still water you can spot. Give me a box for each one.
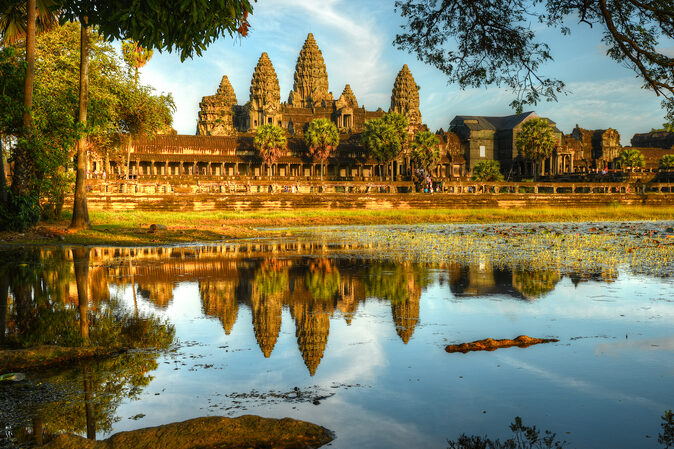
[1,227,673,448]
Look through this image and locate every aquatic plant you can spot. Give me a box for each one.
[447,416,567,449]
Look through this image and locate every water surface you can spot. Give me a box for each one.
[1,223,673,448]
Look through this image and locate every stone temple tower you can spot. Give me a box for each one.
[288,33,333,108]
[248,52,282,130]
[390,64,421,129]
[197,75,238,136]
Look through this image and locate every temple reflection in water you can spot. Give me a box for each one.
[4,242,619,376]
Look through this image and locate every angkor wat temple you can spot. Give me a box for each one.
[92,33,672,185]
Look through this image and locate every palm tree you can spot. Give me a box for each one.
[253,124,286,181]
[121,39,153,87]
[617,148,645,172]
[659,154,674,170]
[304,118,339,181]
[515,118,557,181]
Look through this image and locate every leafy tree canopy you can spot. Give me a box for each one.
[617,147,645,169]
[56,0,254,61]
[0,22,173,225]
[394,0,674,119]
[361,112,409,165]
[471,160,504,182]
[254,124,287,168]
[516,118,557,163]
[659,154,674,169]
[305,118,339,161]
[410,130,440,172]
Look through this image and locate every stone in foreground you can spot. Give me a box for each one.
[43,415,334,449]
[445,335,558,353]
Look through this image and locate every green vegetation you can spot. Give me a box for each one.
[0,1,253,231]
[254,124,287,180]
[661,410,674,449]
[659,154,674,170]
[410,130,441,172]
[447,417,566,449]
[471,160,505,182]
[617,148,645,171]
[305,118,339,181]
[516,118,557,181]
[305,259,340,302]
[0,22,173,230]
[121,39,153,87]
[361,112,408,181]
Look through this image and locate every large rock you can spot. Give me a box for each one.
[43,415,334,449]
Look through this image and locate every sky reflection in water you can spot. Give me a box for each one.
[2,237,673,449]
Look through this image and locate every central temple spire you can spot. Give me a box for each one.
[288,33,333,108]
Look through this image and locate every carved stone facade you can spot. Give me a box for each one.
[390,64,422,130]
[197,76,238,136]
[570,126,621,169]
[288,33,333,108]
[247,52,282,131]
[195,33,408,137]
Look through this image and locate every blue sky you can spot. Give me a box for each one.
[138,0,670,145]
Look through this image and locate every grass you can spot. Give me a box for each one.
[0,205,673,247]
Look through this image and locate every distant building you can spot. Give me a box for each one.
[631,131,674,149]
[569,126,621,170]
[449,111,564,178]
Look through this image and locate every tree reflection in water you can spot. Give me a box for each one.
[1,248,175,447]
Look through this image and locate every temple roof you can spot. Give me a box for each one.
[451,111,539,131]
[390,64,421,126]
[288,33,332,108]
[250,52,281,106]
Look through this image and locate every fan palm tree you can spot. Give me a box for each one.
[253,124,286,181]
[305,118,339,181]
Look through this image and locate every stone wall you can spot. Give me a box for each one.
[79,186,674,212]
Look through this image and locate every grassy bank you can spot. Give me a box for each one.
[1,204,673,246]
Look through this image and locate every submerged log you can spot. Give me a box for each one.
[43,415,334,449]
[445,335,558,353]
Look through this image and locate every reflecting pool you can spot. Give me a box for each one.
[1,223,673,448]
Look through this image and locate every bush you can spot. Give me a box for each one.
[471,160,504,182]
[0,190,41,231]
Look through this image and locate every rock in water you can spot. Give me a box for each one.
[445,335,558,353]
[43,415,334,449]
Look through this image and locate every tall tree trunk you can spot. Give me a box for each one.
[126,138,132,179]
[130,259,138,318]
[83,364,96,440]
[10,0,37,199]
[320,161,323,181]
[70,18,91,230]
[23,0,36,130]
[0,135,7,204]
[0,274,7,345]
[73,247,90,343]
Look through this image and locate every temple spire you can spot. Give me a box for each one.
[288,33,333,108]
[390,64,421,128]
